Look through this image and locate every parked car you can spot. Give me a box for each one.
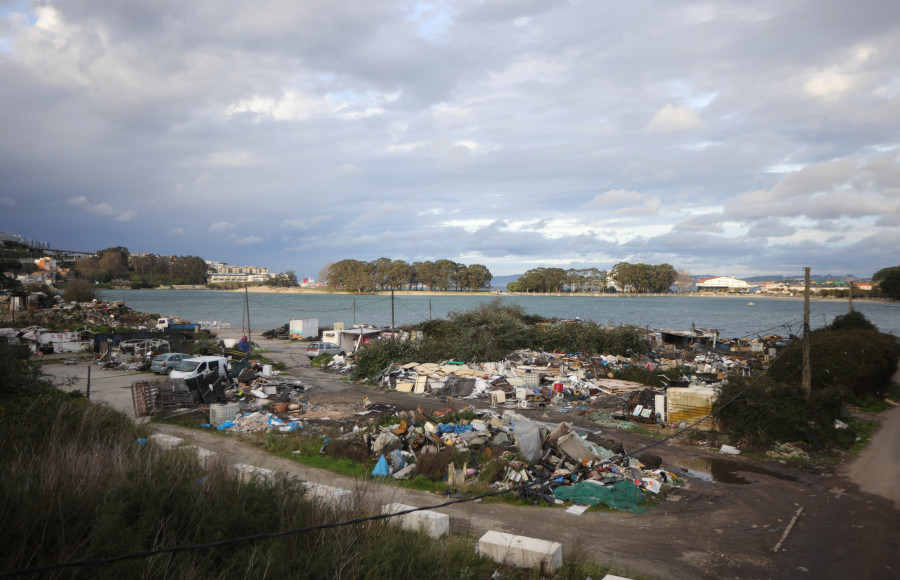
[150,352,191,374]
[168,356,231,382]
[306,342,345,359]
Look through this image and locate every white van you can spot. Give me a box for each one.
[169,356,230,382]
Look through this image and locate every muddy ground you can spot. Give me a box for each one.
[45,336,900,579]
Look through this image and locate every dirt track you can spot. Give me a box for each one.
[46,339,900,579]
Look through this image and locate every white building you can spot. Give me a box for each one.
[696,276,753,293]
[206,262,270,284]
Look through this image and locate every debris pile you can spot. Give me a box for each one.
[349,407,682,512]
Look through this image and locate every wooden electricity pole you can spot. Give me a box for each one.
[802,267,811,399]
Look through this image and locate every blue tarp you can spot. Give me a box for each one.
[372,454,391,477]
[437,424,473,434]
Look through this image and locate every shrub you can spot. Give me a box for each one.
[0,343,54,397]
[767,328,899,397]
[714,376,846,448]
[829,310,876,332]
[61,279,97,303]
[353,337,423,381]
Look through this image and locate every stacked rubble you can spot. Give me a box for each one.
[352,407,682,512]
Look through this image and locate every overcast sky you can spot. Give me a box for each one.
[1,1,899,279]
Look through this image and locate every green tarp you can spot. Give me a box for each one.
[553,480,648,513]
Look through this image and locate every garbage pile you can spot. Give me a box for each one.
[79,300,157,329]
[354,407,682,512]
[260,324,290,340]
[132,365,308,420]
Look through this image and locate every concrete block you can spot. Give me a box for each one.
[381,503,450,538]
[601,575,635,580]
[301,481,353,508]
[556,432,594,462]
[183,445,217,469]
[477,530,562,570]
[149,433,183,448]
[233,463,275,484]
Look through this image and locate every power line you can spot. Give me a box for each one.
[621,336,798,458]
[7,316,809,576]
[0,480,536,578]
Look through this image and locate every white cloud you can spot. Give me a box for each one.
[205,151,260,167]
[67,196,136,221]
[231,235,263,245]
[647,105,706,133]
[3,1,900,278]
[615,196,661,217]
[167,227,185,236]
[583,189,644,209]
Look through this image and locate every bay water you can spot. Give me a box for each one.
[98,289,900,339]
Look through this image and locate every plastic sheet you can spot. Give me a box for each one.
[553,480,648,513]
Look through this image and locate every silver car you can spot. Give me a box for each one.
[306,342,345,359]
[150,352,191,374]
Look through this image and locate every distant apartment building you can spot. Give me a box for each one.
[0,230,50,250]
[206,261,270,284]
[760,280,871,295]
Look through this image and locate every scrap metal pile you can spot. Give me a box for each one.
[132,366,307,419]
[328,349,736,429]
[355,407,682,512]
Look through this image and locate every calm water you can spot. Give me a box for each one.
[98,289,900,339]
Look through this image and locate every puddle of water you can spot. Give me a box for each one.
[677,457,798,485]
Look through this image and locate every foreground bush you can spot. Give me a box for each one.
[0,396,511,579]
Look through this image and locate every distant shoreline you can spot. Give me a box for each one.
[132,285,883,303]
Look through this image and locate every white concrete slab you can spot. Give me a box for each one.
[149,433,183,448]
[477,530,562,570]
[301,481,353,508]
[381,503,450,538]
[233,463,275,484]
[183,445,217,469]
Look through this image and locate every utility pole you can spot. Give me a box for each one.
[391,289,395,335]
[353,297,356,326]
[802,267,811,399]
[429,298,432,321]
[86,365,91,400]
[244,284,252,360]
[848,280,854,313]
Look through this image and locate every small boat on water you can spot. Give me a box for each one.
[747,302,755,306]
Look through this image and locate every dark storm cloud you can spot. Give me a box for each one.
[1,0,899,277]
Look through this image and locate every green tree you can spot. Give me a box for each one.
[464,264,492,290]
[387,260,411,290]
[74,256,101,281]
[62,279,97,302]
[873,265,900,300]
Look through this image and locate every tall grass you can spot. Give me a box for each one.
[2,395,611,578]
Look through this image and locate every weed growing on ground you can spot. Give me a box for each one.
[1,394,560,578]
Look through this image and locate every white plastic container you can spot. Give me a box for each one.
[210,402,240,426]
